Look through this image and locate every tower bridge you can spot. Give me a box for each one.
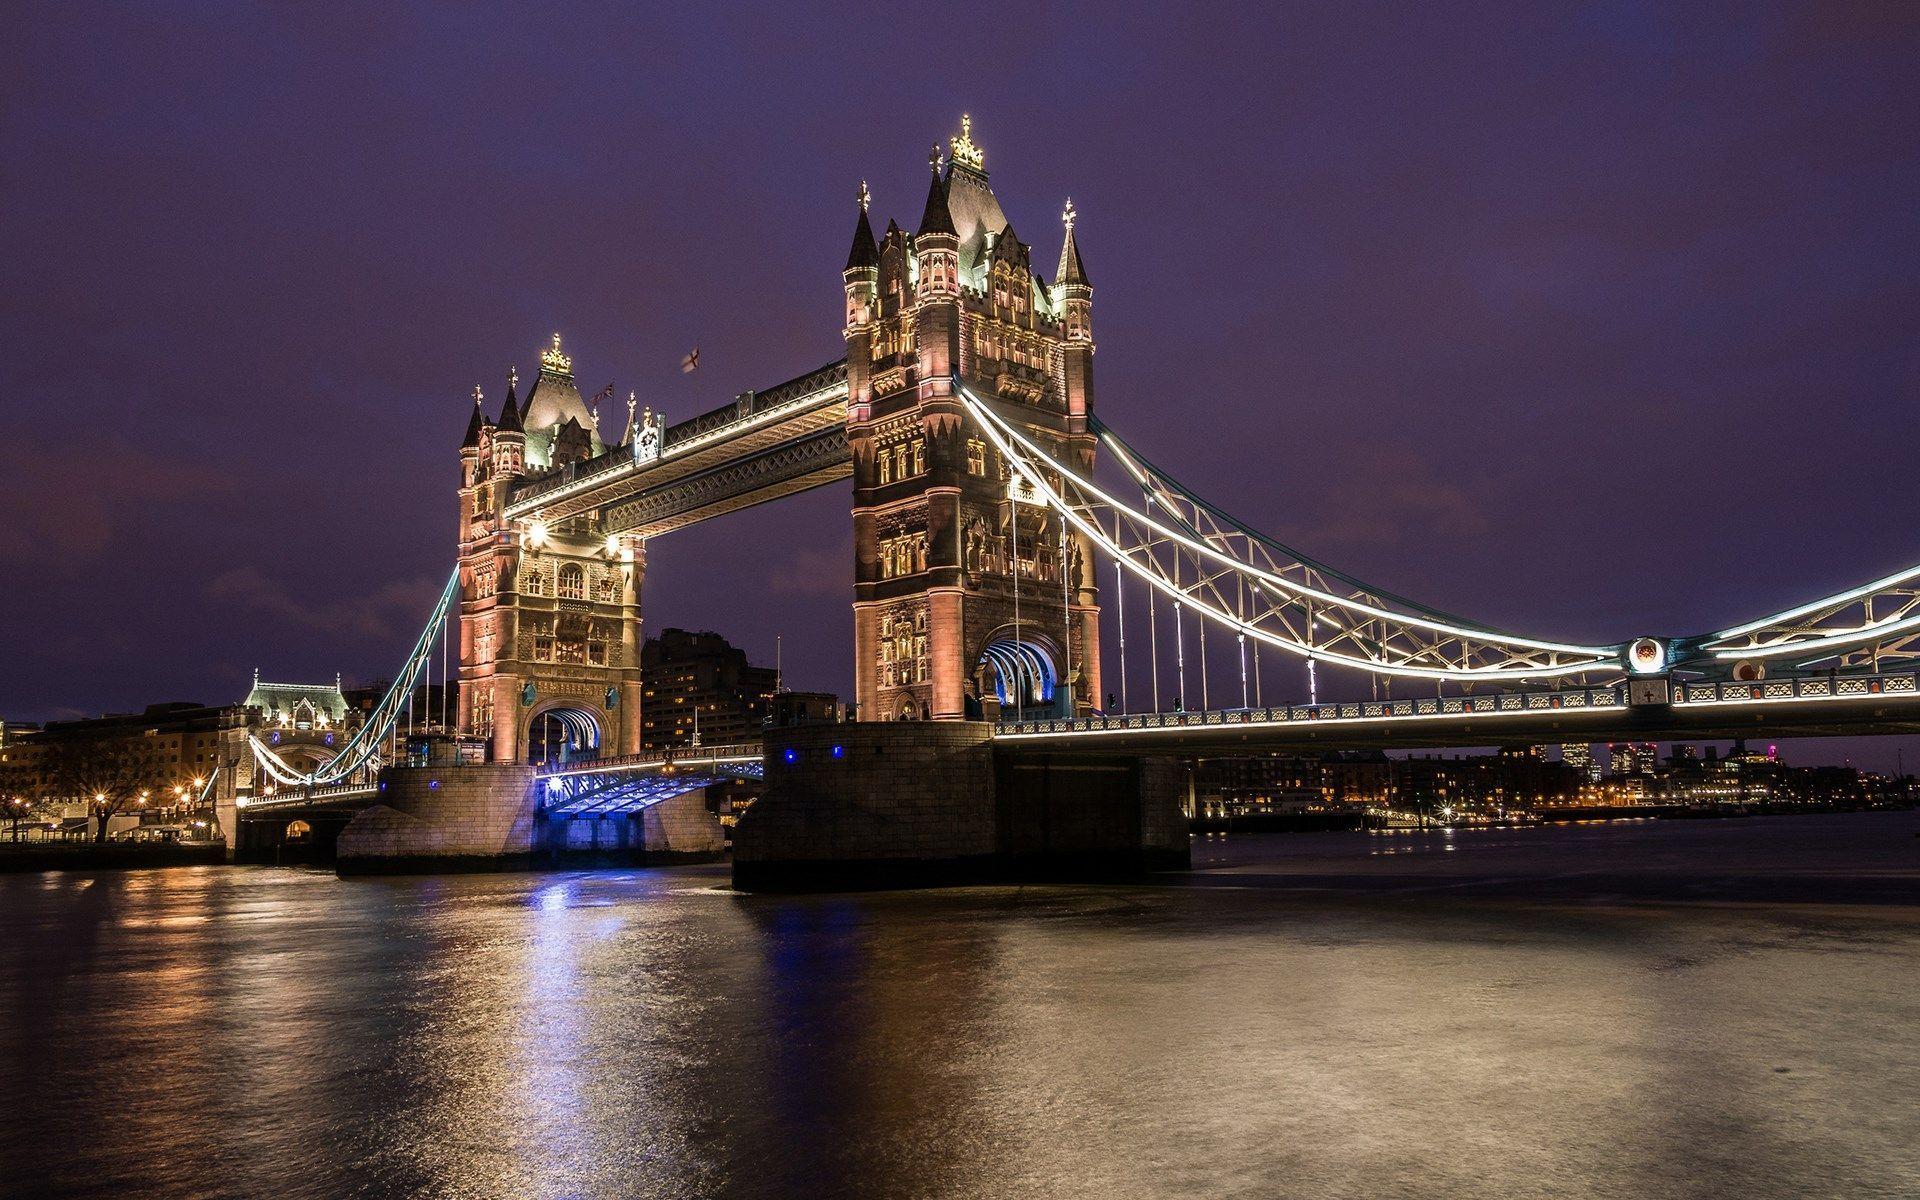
[226,116,1920,886]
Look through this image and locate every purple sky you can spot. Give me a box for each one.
[4,4,1918,768]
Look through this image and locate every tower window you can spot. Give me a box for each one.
[558,564,585,600]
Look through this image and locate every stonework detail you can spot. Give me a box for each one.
[458,344,645,763]
[845,119,1100,720]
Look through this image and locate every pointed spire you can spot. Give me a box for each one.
[1057,198,1089,285]
[623,391,639,443]
[496,365,523,433]
[917,161,955,237]
[461,385,488,448]
[846,181,879,270]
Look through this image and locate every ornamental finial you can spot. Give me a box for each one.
[858,179,871,213]
[929,144,942,175]
[472,384,484,407]
[508,364,519,390]
[627,390,638,420]
[949,113,983,171]
[541,332,571,374]
[1062,197,1076,234]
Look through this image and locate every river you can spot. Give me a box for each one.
[2,812,1916,1199]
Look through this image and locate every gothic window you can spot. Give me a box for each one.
[555,640,586,665]
[558,564,585,600]
[522,567,547,596]
[534,636,554,661]
[966,438,986,475]
[909,437,924,476]
[472,691,493,738]
[878,450,893,485]
[587,642,607,665]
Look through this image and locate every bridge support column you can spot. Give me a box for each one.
[733,723,1189,891]
[336,764,540,874]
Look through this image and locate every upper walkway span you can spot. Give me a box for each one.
[504,360,850,535]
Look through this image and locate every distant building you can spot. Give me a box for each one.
[1608,741,1659,778]
[641,629,779,750]
[1559,742,1599,783]
[0,674,361,834]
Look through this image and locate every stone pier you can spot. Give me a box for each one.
[732,722,1189,891]
[335,763,724,874]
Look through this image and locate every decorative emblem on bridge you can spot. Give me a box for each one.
[633,406,664,462]
[540,332,571,375]
[949,113,984,171]
[1627,637,1667,675]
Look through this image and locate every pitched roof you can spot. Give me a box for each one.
[244,677,349,722]
[496,379,523,433]
[460,400,488,449]
[1057,221,1089,286]
[992,221,1025,263]
[846,208,879,270]
[916,169,955,237]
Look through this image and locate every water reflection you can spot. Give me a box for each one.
[1,813,1916,1199]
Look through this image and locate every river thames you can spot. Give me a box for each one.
[3,813,1916,1200]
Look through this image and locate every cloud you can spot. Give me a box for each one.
[206,567,442,642]
[0,440,233,563]
[765,538,852,598]
[1288,448,1492,553]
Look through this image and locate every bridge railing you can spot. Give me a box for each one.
[1672,672,1917,706]
[995,671,1920,736]
[996,684,1626,735]
[537,742,765,777]
[238,781,378,811]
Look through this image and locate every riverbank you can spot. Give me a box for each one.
[0,842,227,872]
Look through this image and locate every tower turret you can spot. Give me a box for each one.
[1053,199,1094,419]
[492,366,526,477]
[914,148,960,302]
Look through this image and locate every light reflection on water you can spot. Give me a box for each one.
[2,813,1917,1200]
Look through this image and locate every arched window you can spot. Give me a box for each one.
[558,564,585,600]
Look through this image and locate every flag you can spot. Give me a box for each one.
[680,347,699,373]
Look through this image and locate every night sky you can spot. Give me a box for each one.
[5,4,1918,767]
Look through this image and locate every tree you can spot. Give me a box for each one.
[44,739,168,843]
[0,754,34,843]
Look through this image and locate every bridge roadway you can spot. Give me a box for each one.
[504,360,851,536]
[993,671,1920,755]
[238,673,1920,816]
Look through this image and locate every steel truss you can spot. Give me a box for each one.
[959,384,1623,684]
[248,568,460,787]
[1688,563,1920,673]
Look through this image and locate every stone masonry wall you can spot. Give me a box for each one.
[733,722,997,889]
[336,764,540,873]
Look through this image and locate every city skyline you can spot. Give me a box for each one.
[4,6,1918,769]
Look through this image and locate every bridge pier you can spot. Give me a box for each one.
[732,722,1189,891]
[334,763,726,874]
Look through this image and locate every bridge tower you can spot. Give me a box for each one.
[846,117,1101,721]
[456,338,645,763]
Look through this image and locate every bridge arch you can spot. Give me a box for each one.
[527,703,603,766]
[976,631,1062,718]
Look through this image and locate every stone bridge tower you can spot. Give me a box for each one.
[846,118,1101,722]
[456,337,645,763]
